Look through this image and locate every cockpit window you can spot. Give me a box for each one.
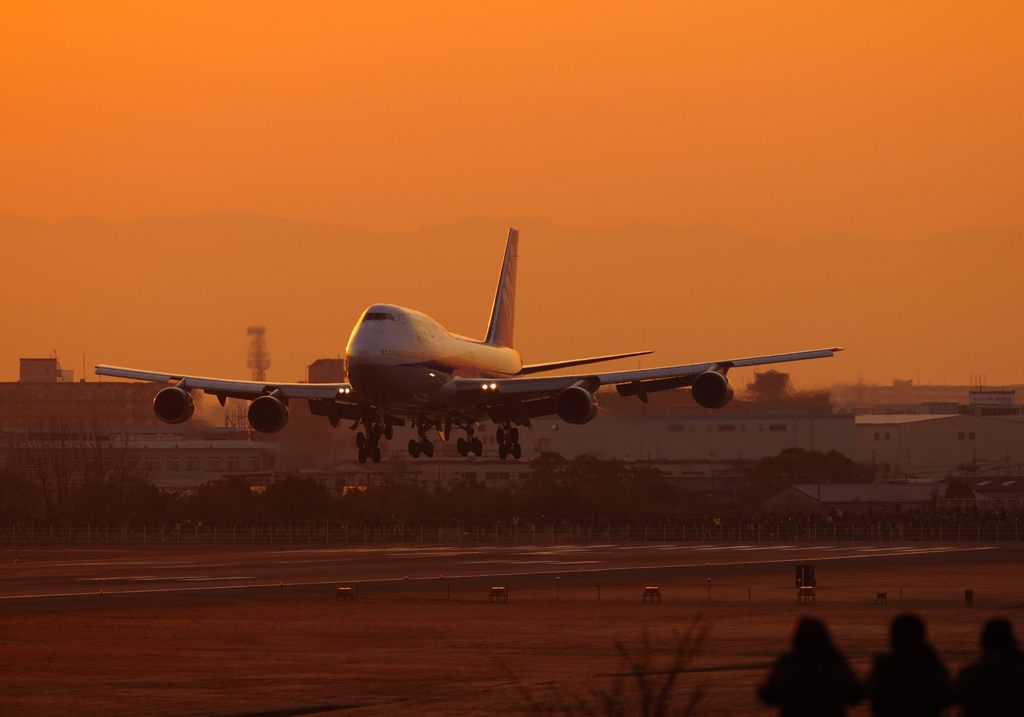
[363,312,396,322]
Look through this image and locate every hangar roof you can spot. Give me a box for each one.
[855,414,955,425]
[788,482,942,503]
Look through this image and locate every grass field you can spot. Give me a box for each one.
[1,547,1020,716]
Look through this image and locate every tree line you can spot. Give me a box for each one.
[0,427,900,525]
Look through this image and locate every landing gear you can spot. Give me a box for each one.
[409,437,433,458]
[497,423,522,460]
[408,416,435,458]
[456,425,483,458]
[356,418,391,463]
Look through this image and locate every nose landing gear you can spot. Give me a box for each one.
[409,437,434,458]
[497,425,521,460]
[356,419,392,464]
[456,434,483,457]
[408,416,435,458]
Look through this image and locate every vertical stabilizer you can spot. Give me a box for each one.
[484,228,518,347]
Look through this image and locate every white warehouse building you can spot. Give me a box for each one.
[855,414,1024,480]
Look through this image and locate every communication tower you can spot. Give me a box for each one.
[246,325,271,382]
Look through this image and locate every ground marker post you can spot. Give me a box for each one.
[556,576,560,601]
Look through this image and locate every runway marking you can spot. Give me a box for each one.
[694,545,757,551]
[459,560,604,566]
[85,577,258,581]
[732,546,797,551]
[0,546,997,602]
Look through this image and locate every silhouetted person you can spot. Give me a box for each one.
[758,617,862,717]
[866,614,952,717]
[957,618,1024,717]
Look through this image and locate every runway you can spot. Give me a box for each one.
[0,541,1007,604]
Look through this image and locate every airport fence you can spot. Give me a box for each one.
[4,518,1024,547]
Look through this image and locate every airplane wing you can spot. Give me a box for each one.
[454,347,842,420]
[94,365,356,402]
[518,350,653,375]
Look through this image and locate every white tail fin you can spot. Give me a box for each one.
[484,228,518,347]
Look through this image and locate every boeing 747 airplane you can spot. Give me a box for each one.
[97,229,841,463]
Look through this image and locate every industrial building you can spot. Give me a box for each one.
[855,413,1024,480]
[524,410,855,463]
[764,482,944,514]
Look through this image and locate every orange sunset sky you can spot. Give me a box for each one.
[1,2,1022,386]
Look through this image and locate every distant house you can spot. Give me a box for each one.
[764,482,944,514]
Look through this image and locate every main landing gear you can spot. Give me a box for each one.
[496,425,522,461]
[402,418,523,461]
[356,421,393,464]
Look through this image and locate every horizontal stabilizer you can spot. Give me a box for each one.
[519,351,653,375]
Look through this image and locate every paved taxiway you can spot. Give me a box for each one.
[0,542,1006,605]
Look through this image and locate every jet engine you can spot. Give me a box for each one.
[153,386,194,424]
[691,371,734,409]
[247,394,289,433]
[556,385,599,425]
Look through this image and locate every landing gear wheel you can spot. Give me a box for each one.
[368,424,382,443]
[384,423,394,440]
[408,439,421,458]
[498,443,508,460]
[457,438,469,457]
[496,428,506,445]
[371,446,381,463]
[356,432,366,449]
[471,437,483,457]
[510,427,519,444]
[422,440,434,458]
[512,443,522,460]
[358,446,368,463]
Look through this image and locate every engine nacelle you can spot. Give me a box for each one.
[691,371,734,409]
[556,386,599,425]
[247,394,290,433]
[153,386,195,424]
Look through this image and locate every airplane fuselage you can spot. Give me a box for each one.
[345,304,520,410]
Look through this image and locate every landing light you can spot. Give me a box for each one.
[490,383,497,390]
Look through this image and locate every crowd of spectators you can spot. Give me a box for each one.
[759,615,1024,717]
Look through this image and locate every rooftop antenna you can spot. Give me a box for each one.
[246,325,271,382]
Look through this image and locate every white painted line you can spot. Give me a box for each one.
[87,575,257,583]
[459,560,604,566]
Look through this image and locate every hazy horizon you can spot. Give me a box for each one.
[3,2,1022,388]
[3,212,1022,387]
